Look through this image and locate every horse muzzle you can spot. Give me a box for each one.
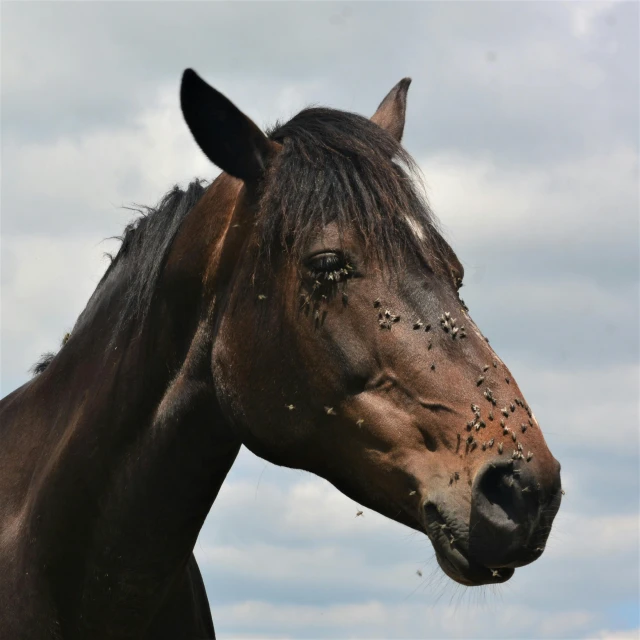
[423,456,562,585]
[468,458,562,568]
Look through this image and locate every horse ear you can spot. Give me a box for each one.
[180,69,277,182]
[370,78,412,142]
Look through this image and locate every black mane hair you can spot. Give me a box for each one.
[31,352,57,376]
[260,107,446,269]
[100,180,207,336]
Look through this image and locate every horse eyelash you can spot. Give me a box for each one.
[312,254,343,271]
[305,251,357,280]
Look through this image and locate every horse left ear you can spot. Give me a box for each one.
[371,78,412,142]
[180,69,278,182]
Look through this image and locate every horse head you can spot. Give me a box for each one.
[180,69,562,586]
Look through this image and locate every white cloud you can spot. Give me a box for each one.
[589,630,640,640]
[513,361,639,456]
[0,234,116,390]
[212,600,598,639]
[2,87,214,237]
[197,541,419,594]
[419,148,638,252]
[570,2,618,39]
[199,474,430,582]
[545,511,639,560]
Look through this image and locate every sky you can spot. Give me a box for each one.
[1,2,638,639]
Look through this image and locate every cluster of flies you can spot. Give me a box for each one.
[295,263,355,326]
[460,363,536,464]
[438,311,467,340]
[373,299,401,331]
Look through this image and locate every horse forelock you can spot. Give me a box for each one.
[257,107,449,273]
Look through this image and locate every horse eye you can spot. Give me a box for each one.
[306,252,344,273]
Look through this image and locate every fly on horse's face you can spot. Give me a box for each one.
[181,70,562,587]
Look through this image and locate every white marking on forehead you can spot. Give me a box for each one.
[404,215,426,242]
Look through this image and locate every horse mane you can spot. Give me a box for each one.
[31,333,71,376]
[32,106,449,375]
[99,180,208,335]
[31,352,57,376]
[31,181,207,375]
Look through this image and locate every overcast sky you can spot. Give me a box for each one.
[1,2,638,639]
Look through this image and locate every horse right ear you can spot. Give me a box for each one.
[180,69,278,182]
[371,78,412,142]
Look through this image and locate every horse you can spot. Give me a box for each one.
[0,70,562,639]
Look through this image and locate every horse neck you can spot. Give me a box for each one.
[7,175,245,631]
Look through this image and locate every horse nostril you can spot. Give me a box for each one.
[477,463,532,527]
[469,461,542,568]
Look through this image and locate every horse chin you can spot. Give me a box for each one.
[423,505,515,586]
[434,546,515,586]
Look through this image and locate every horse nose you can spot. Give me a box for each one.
[469,461,547,568]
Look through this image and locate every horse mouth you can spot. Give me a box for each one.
[423,503,515,586]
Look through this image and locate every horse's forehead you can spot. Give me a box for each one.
[301,221,350,250]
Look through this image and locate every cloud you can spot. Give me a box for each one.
[0,234,117,391]
[422,148,638,261]
[212,599,599,639]
[545,512,638,561]
[589,630,640,640]
[2,87,213,237]
[515,361,639,456]
[570,2,620,39]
